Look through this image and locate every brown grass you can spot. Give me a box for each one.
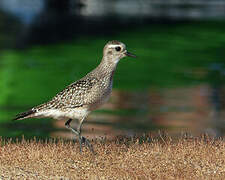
[0,135,225,179]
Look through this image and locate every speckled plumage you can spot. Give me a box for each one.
[32,63,115,120]
[14,40,136,152]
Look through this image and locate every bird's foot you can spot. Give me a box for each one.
[79,136,95,154]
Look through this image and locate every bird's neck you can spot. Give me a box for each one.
[95,56,119,78]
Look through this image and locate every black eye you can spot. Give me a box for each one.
[115,46,121,52]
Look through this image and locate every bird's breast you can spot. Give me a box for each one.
[88,78,113,111]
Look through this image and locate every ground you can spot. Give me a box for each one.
[0,135,224,179]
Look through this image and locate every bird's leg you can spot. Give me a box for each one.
[65,118,94,153]
[77,119,94,153]
[65,119,79,136]
[65,119,83,151]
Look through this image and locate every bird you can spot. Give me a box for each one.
[14,40,136,153]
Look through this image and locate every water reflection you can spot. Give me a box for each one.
[51,85,225,140]
[1,84,225,139]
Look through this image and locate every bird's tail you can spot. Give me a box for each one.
[13,109,37,121]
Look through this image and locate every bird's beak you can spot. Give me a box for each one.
[125,51,136,58]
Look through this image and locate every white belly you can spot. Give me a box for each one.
[35,108,90,120]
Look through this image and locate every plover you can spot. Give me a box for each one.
[14,40,136,153]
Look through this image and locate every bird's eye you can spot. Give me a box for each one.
[115,46,121,52]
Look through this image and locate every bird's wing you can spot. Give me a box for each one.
[36,77,99,111]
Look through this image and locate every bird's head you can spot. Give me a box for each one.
[103,40,136,64]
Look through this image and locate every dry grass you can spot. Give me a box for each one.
[0,135,225,179]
